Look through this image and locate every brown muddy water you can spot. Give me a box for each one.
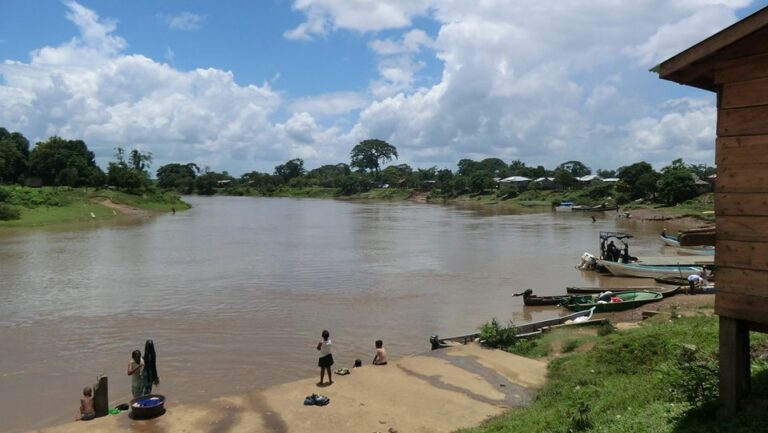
[0,196,679,432]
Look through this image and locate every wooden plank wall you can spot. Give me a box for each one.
[714,52,768,324]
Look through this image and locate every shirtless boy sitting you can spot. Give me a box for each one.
[372,340,388,365]
[77,386,95,421]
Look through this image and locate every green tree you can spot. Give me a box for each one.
[350,139,398,178]
[156,163,199,193]
[557,160,591,177]
[469,170,494,194]
[28,136,104,186]
[129,149,152,172]
[657,168,698,205]
[479,158,508,177]
[554,168,576,190]
[380,163,413,187]
[107,147,152,193]
[617,162,658,200]
[307,164,350,188]
[0,128,30,183]
[457,159,480,176]
[596,168,616,178]
[274,158,306,183]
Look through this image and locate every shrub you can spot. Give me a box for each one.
[597,320,615,336]
[479,318,518,348]
[663,344,719,406]
[561,339,580,353]
[0,203,21,220]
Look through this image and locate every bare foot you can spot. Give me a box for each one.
[317,381,324,386]
[328,380,334,385]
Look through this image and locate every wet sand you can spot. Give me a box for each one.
[30,344,546,433]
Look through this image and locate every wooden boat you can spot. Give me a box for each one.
[564,291,663,312]
[572,204,619,212]
[514,289,588,306]
[433,307,595,348]
[566,285,680,297]
[660,233,681,247]
[676,246,715,256]
[597,259,703,279]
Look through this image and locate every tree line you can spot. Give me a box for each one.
[0,127,715,206]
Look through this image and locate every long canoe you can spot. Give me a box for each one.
[514,289,588,306]
[564,291,663,312]
[566,286,680,297]
[522,293,593,306]
[433,307,595,348]
[597,259,703,278]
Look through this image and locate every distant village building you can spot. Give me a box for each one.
[656,5,768,417]
[498,176,531,189]
[532,177,557,190]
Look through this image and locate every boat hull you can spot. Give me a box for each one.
[597,259,703,279]
[436,308,595,346]
[565,291,663,312]
[660,234,681,247]
[566,286,679,297]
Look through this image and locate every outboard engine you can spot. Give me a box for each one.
[577,252,597,270]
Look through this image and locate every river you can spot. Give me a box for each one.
[0,196,675,432]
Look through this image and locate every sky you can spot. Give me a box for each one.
[1,1,766,176]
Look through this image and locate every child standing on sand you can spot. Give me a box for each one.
[316,330,334,386]
[76,386,95,421]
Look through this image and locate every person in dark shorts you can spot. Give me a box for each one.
[316,330,333,386]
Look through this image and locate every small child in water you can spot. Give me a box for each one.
[77,386,95,421]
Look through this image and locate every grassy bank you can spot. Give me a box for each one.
[462,309,768,433]
[0,187,189,227]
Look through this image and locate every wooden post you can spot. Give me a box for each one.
[719,316,750,417]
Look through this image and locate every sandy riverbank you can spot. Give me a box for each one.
[91,197,155,219]
[31,344,546,433]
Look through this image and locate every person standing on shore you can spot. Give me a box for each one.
[316,330,334,386]
[127,349,144,398]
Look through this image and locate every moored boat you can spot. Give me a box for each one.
[660,233,681,247]
[432,307,595,348]
[564,290,664,312]
[514,289,589,306]
[566,285,679,297]
[597,259,703,279]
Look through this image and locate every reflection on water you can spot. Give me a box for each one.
[0,196,671,432]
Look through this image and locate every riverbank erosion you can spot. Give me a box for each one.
[31,345,546,433]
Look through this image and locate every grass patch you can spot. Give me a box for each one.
[460,315,768,433]
[0,186,189,226]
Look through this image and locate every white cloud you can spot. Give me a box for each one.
[370,29,433,55]
[167,12,206,30]
[0,2,349,174]
[288,91,369,116]
[622,98,717,164]
[625,5,739,65]
[285,0,432,39]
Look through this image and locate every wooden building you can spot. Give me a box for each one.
[657,6,768,416]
